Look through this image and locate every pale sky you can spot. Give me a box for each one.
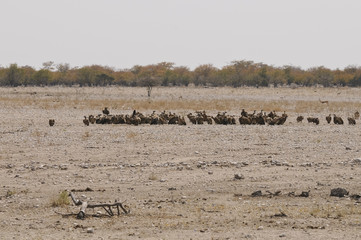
[1,0,361,70]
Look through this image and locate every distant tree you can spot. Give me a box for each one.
[349,69,361,86]
[230,60,255,87]
[3,64,23,86]
[21,66,36,86]
[77,67,97,86]
[257,65,269,87]
[56,63,70,73]
[309,66,334,87]
[95,73,114,86]
[193,64,218,86]
[268,67,287,87]
[164,66,191,86]
[32,69,52,85]
[42,61,55,71]
[113,70,134,86]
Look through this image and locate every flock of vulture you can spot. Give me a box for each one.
[48,108,359,127]
[79,108,288,126]
[297,111,359,125]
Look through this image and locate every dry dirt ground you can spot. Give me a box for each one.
[1,86,361,240]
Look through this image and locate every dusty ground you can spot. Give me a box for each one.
[1,86,361,240]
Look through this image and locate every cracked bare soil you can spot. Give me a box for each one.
[1,86,361,240]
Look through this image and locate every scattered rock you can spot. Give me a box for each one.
[266,190,281,196]
[350,194,361,200]
[251,190,262,197]
[234,174,245,180]
[272,212,287,218]
[299,191,310,198]
[351,158,361,165]
[60,165,68,170]
[86,227,94,233]
[330,188,349,197]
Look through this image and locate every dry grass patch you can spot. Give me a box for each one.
[51,191,70,207]
[126,131,138,139]
[148,172,159,181]
[82,131,91,140]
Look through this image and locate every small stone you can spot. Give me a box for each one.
[234,174,245,180]
[352,158,361,164]
[251,190,262,197]
[87,227,94,233]
[257,226,264,230]
[208,171,213,175]
[60,165,68,170]
[330,188,349,197]
[279,233,286,237]
[299,191,310,197]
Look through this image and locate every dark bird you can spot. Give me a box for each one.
[326,114,332,124]
[102,107,110,115]
[83,116,89,126]
[296,116,304,122]
[333,114,344,125]
[49,119,55,127]
[354,111,360,120]
[348,117,356,125]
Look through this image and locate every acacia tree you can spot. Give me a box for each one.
[4,64,23,86]
[42,61,55,71]
[77,67,96,86]
[32,69,52,85]
[309,67,334,87]
[21,66,36,86]
[95,73,114,86]
[193,64,218,86]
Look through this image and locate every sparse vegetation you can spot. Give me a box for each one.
[1,61,361,87]
[126,131,138,139]
[148,172,158,181]
[5,190,16,198]
[51,191,70,207]
[1,86,361,239]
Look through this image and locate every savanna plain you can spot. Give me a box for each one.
[1,86,361,240]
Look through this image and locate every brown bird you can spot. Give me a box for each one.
[326,114,332,124]
[88,115,96,124]
[333,114,344,125]
[102,107,110,115]
[355,111,360,120]
[348,117,356,125]
[83,116,89,126]
[49,119,55,127]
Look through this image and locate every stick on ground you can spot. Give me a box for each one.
[69,192,129,219]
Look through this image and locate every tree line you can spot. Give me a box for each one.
[1,61,361,87]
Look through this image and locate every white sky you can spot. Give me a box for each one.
[1,0,361,70]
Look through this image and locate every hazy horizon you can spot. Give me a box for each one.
[2,0,361,71]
